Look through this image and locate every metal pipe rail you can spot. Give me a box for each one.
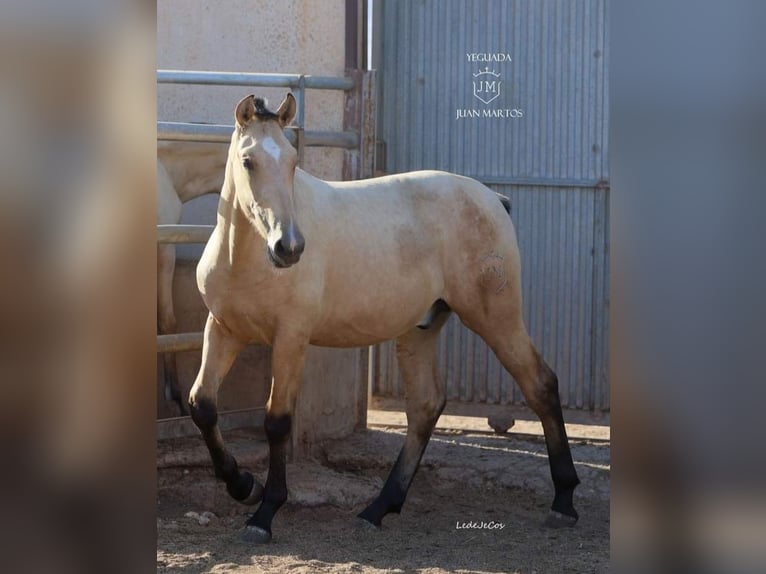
[157,122,358,148]
[156,224,215,353]
[158,69,355,91]
[157,224,214,244]
[157,332,204,354]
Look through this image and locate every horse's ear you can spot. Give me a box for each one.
[277,93,297,127]
[235,94,257,128]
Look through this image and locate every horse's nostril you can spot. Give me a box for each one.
[273,239,289,259]
[277,233,304,255]
[272,237,304,265]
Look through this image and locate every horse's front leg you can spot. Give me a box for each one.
[189,314,264,504]
[243,335,308,544]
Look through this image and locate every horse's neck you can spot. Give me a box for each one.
[294,168,325,203]
[177,159,226,203]
[161,143,227,203]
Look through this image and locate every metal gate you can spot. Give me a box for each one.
[371,0,609,411]
[156,68,376,438]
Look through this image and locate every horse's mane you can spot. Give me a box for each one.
[254,98,279,121]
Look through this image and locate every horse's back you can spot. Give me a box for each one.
[362,170,510,241]
[325,170,509,225]
[315,169,517,263]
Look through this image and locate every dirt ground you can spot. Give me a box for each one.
[157,424,609,573]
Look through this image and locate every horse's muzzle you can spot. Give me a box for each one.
[268,232,305,268]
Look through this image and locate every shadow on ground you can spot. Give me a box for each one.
[158,427,609,574]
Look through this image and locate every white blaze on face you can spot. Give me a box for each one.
[261,137,281,162]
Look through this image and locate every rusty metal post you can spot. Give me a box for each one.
[344,0,364,70]
[342,69,362,180]
[342,69,376,181]
[360,70,377,179]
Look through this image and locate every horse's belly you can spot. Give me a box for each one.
[309,327,399,348]
[308,313,424,347]
[309,277,441,347]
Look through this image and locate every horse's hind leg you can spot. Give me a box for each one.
[188,313,263,505]
[358,310,449,527]
[157,243,185,415]
[480,320,581,527]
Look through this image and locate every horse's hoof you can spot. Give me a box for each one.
[242,525,272,544]
[355,516,381,531]
[544,510,578,528]
[356,508,383,529]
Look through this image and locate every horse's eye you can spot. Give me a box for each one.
[242,157,253,171]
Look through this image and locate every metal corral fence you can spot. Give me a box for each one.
[156,69,375,436]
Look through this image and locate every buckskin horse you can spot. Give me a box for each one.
[189,93,580,543]
[157,142,226,414]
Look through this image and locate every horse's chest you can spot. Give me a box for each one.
[210,295,278,344]
[199,270,275,344]
[202,263,321,345]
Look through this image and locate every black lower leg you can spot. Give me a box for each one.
[358,450,412,526]
[245,414,291,537]
[547,435,580,514]
[537,370,580,521]
[189,397,259,502]
[358,421,438,527]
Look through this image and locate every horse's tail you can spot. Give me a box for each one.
[496,193,512,217]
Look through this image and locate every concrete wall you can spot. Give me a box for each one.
[158,0,348,259]
[157,0,346,181]
[157,1,368,442]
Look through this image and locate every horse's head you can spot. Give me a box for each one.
[231,93,304,268]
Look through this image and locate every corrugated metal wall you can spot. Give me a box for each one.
[373,0,609,410]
